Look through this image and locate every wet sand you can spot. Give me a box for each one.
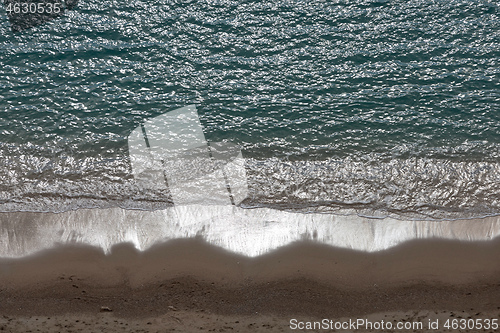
[1,237,499,332]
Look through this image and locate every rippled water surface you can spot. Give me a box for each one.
[0,0,499,218]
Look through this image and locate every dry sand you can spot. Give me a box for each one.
[1,237,499,332]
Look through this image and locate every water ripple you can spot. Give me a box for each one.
[0,0,498,217]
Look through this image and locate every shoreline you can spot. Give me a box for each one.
[1,206,500,258]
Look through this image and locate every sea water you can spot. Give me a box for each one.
[0,0,499,256]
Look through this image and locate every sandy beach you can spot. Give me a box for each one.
[1,236,499,332]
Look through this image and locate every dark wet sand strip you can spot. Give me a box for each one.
[1,237,499,332]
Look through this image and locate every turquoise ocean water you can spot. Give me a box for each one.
[0,0,499,219]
